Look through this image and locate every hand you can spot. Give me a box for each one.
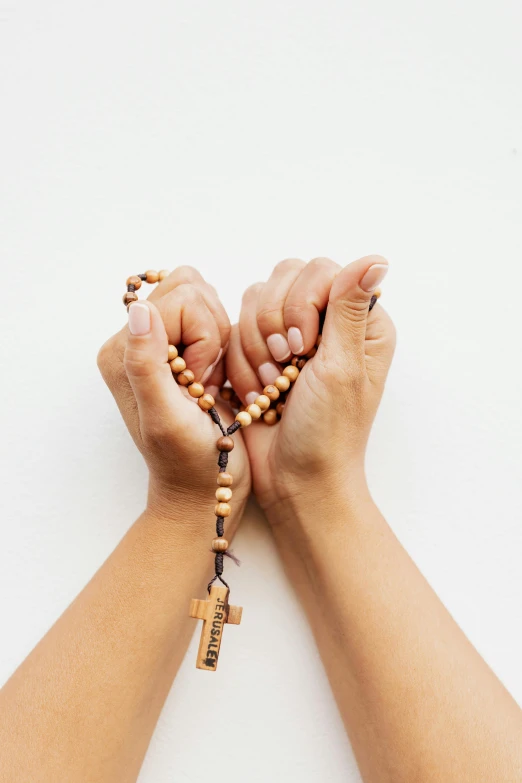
[97,266,251,524]
[225,256,395,517]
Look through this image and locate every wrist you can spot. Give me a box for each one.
[145,474,250,543]
[261,461,370,531]
[269,487,384,594]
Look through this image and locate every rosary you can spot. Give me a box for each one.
[123,270,380,670]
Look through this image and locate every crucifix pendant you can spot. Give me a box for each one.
[189,586,243,671]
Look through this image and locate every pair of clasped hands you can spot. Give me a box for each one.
[98,255,392,534]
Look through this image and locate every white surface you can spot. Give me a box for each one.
[1,1,521,781]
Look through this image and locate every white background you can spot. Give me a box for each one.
[1,1,521,781]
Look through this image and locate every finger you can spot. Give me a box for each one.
[124,301,182,431]
[156,284,222,383]
[283,257,341,355]
[226,325,277,465]
[256,259,306,362]
[150,265,231,352]
[239,283,282,387]
[322,254,389,371]
[226,324,264,407]
[202,354,227,402]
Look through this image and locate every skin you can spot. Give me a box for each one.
[0,268,251,783]
[226,255,522,782]
[1,258,521,782]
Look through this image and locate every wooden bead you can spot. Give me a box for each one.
[216,487,232,502]
[198,393,215,410]
[217,472,233,487]
[220,387,233,401]
[216,436,234,452]
[255,394,271,411]
[246,403,262,420]
[297,359,307,369]
[373,288,382,299]
[236,411,252,428]
[188,382,205,398]
[263,409,278,426]
[283,365,299,382]
[215,502,232,518]
[123,291,139,307]
[177,369,195,386]
[167,345,178,361]
[212,538,229,552]
[170,356,186,374]
[145,270,159,284]
[276,402,285,416]
[291,356,300,366]
[263,385,280,401]
[274,375,290,392]
[126,275,142,290]
[158,269,170,281]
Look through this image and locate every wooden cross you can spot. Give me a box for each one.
[189,586,243,671]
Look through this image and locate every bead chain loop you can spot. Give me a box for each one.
[123,271,381,595]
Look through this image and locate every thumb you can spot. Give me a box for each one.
[124,300,184,432]
[322,255,388,366]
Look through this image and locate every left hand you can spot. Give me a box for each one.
[98,266,251,526]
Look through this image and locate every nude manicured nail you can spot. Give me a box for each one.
[266,333,291,362]
[128,303,151,335]
[201,348,223,384]
[258,362,280,386]
[360,264,388,293]
[246,391,259,405]
[287,326,304,355]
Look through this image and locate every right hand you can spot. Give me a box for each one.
[97,266,251,523]
[225,256,395,517]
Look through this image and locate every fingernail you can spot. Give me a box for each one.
[128,303,151,335]
[258,362,280,386]
[201,348,223,384]
[287,326,304,355]
[245,391,259,405]
[360,264,388,293]
[267,334,291,362]
[206,385,219,399]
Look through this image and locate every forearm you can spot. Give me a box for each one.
[270,489,522,783]
[0,497,245,783]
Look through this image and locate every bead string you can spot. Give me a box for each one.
[123,270,381,594]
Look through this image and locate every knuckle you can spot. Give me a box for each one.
[308,256,336,270]
[273,258,305,276]
[171,265,203,284]
[242,282,263,303]
[173,282,202,305]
